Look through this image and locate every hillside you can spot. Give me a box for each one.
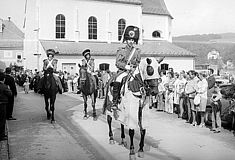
[173,33,235,43]
[173,41,235,65]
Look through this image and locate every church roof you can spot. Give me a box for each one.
[40,40,195,57]
[92,0,173,18]
[0,19,24,50]
[94,0,141,5]
[141,0,173,18]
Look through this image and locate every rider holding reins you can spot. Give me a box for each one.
[38,49,62,94]
[111,25,141,118]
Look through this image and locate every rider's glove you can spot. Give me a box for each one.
[125,64,131,70]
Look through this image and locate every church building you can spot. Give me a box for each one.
[24,0,195,74]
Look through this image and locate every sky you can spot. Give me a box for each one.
[1,0,235,36]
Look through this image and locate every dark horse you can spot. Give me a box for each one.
[103,58,160,160]
[78,64,98,121]
[39,68,60,123]
[220,84,235,133]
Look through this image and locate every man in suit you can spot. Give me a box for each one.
[4,67,17,120]
[0,71,12,140]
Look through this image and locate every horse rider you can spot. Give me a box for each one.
[39,49,62,93]
[111,25,141,118]
[80,49,98,90]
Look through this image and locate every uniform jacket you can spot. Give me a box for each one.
[43,58,58,72]
[115,45,141,71]
[82,57,95,73]
[0,82,12,104]
[4,74,17,97]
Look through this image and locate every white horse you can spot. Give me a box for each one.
[103,57,162,160]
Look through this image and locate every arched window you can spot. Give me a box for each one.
[56,14,65,39]
[118,19,126,41]
[88,16,97,39]
[152,30,161,38]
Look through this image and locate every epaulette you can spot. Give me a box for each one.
[117,47,125,52]
[43,59,47,62]
[53,59,58,62]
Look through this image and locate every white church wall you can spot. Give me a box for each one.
[142,14,171,41]
[38,0,141,42]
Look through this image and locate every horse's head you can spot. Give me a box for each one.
[78,64,88,85]
[139,57,163,96]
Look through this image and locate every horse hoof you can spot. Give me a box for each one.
[51,120,56,124]
[129,153,136,160]
[138,151,144,158]
[83,115,88,120]
[93,116,98,121]
[109,139,115,145]
[119,140,127,147]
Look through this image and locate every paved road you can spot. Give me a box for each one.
[5,89,235,160]
[7,91,113,160]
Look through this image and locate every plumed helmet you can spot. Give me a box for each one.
[123,25,140,44]
[82,49,90,57]
[46,49,55,57]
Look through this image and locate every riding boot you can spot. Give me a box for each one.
[77,77,81,90]
[111,82,121,120]
[112,82,122,110]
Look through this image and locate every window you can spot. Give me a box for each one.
[56,14,65,39]
[118,19,126,41]
[88,16,97,39]
[152,30,161,38]
[4,51,12,58]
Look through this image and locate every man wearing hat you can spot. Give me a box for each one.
[43,49,58,72]
[80,49,98,90]
[38,49,62,94]
[4,67,17,120]
[111,25,141,119]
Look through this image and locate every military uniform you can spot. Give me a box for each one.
[79,49,98,90]
[81,57,98,90]
[111,25,141,119]
[38,49,63,93]
[43,58,58,73]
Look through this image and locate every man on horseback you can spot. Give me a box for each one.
[111,25,141,119]
[38,49,62,94]
[80,49,98,90]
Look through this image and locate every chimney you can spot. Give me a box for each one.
[8,17,11,21]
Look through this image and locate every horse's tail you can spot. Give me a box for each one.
[102,77,114,114]
[102,81,110,114]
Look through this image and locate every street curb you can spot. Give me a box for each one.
[0,121,10,160]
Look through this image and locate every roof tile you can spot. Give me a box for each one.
[40,40,195,57]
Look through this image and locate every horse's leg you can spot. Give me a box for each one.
[129,129,136,160]
[44,95,51,120]
[138,129,146,158]
[91,94,97,121]
[107,115,115,144]
[83,95,88,120]
[50,94,56,123]
[119,124,127,147]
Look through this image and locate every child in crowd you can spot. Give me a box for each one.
[210,85,222,133]
[157,78,165,111]
[23,78,30,94]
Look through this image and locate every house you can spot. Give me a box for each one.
[0,18,24,70]
[24,0,195,74]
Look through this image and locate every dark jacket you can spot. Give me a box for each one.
[0,82,12,104]
[207,75,216,89]
[4,74,17,96]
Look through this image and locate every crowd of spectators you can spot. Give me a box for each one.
[152,68,226,133]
